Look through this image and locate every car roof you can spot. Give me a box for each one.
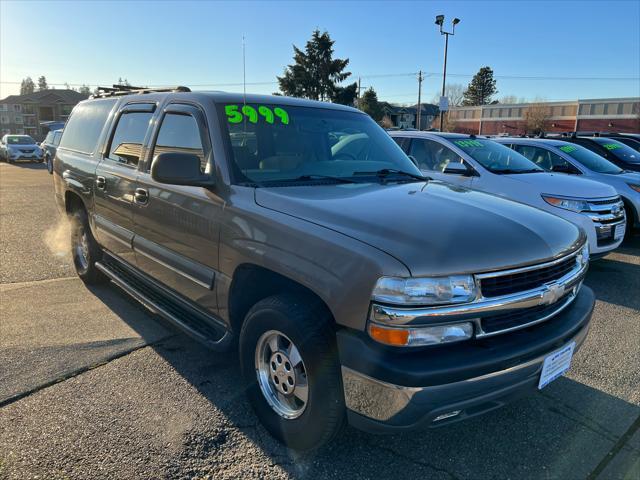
[83,91,363,114]
[494,137,571,147]
[388,131,473,139]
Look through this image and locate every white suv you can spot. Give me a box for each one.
[390,132,625,258]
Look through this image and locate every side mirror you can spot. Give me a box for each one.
[151,152,214,187]
[443,161,471,175]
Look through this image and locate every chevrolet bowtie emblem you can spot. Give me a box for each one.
[541,283,565,305]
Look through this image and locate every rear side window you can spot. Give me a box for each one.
[392,136,411,152]
[44,132,54,144]
[512,144,580,173]
[53,131,62,146]
[151,113,206,172]
[59,99,116,154]
[107,112,153,167]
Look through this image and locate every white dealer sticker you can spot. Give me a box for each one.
[538,341,575,389]
[614,223,626,241]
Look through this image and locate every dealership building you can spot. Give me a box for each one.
[448,97,640,135]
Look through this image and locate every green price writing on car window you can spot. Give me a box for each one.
[454,140,483,148]
[559,145,577,153]
[603,143,621,150]
[225,105,290,125]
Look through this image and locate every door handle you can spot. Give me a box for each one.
[96,176,106,190]
[134,188,149,205]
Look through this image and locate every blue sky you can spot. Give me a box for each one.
[1,0,639,104]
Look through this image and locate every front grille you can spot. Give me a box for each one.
[20,149,34,154]
[588,197,620,205]
[479,255,577,298]
[586,197,624,224]
[480,292,572,334]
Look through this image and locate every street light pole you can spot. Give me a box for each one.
[435,15,460,131]
[440,34,448,131]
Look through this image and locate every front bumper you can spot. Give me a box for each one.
[338,286,595,433]
[10,154,43,161]
[565,210,624,256]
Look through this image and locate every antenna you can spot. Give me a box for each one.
[242,35,247,104]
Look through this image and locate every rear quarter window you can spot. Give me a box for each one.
[59,99,117,154]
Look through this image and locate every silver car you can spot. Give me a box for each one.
[0,134,45,163]
[495,137,640,236]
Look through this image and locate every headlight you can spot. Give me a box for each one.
[541,195,590,212]
[628,183,640,193]
[577,243,590,267]
[372,275,477,305]
[368,322,474,347]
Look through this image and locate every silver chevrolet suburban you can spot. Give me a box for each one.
[54,86,594,451]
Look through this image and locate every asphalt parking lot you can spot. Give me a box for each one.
[0,161,638,480]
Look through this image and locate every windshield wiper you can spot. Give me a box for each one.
[263,174,360,185]
[493,168,543,174]
[353,168,430,182]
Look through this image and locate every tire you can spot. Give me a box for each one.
[239,294,345,451]
[70,208,108,284]
[46,155,53,174]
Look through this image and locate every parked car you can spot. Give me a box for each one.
[560,136,640,172]
[390,132,625,258]
[40,129,63,174]
[495,137,640,236]
[0,134,44,163]
[569,132,640,152]
[55,87,594,451]
[590,132,640,152]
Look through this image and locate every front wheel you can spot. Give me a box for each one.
[70,209,108,284]
[239,294,345,451]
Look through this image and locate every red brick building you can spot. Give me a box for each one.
[448,97,640,135]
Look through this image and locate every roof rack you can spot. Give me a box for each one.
[90,85,190,98]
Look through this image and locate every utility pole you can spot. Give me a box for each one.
[416,70,423,130]
[435,15,460,131]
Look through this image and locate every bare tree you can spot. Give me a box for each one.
[379,115,394,129]
[442,112,458,132]
[499,95,528,104]
[524,103,552,135]
[432,83,465,107]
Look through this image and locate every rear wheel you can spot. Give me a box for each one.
[46,155,53,174]
[70,209,108,284]
[239,294,345,451]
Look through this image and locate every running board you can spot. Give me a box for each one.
[95,256,233,352]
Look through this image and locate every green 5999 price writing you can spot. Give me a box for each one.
[225,105,290,125]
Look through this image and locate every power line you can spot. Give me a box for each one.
[2,72,637,88]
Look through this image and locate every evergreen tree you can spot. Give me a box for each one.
[78,85,92,95]
[278,29,355,105]
[20,77,35,95]
[357,87,383,121]
[38,76,48,91]
[462,67,498,106]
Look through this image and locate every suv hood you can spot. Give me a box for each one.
[255,181,583,276]
[502,172,616,198]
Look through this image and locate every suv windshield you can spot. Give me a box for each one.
[218,103,421,184]
[6,135,36,145]
[556,143,623,174]
[591,138,640,164]
[449,138,542,174]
